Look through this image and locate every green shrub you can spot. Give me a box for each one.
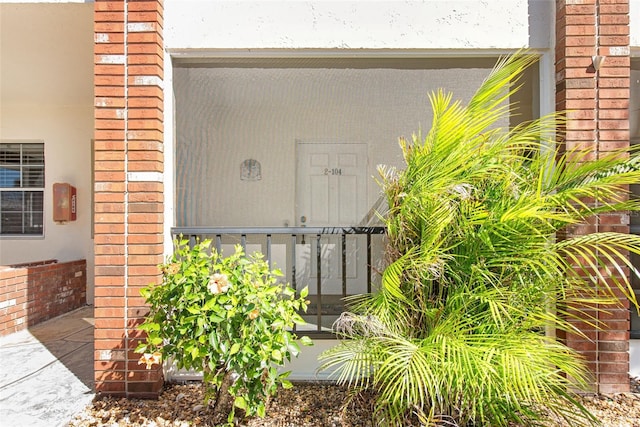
[320,52,640,426]
[136,238,312,424]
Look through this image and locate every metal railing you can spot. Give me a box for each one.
[171,226,386,338]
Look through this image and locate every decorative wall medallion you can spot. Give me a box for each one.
[241,159,262,181]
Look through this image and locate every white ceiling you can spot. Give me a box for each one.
[0,2,93,106]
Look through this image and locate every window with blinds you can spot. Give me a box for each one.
[0,142,44,236]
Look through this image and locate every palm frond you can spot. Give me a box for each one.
[319,50,640,427]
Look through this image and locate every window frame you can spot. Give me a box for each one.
[0,140,45,238]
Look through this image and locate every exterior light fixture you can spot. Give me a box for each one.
[592,55,606,71]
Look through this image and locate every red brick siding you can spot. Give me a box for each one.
[0,260,87,336]
[556,0,631,394]
[94,0,165,398]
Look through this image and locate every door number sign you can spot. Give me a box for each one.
[324,168,342,176]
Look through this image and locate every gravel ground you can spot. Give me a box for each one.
[66,379,640,427]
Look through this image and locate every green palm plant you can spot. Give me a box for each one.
[319,52,640,426]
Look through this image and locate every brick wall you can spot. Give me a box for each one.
[94,0,165,398]
[555,0,631,393]
[0,260,87,336]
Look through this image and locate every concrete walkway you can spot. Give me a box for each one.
[0,306,95,427]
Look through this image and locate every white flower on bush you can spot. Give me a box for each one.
[208,273,230,294]
[138,351,162,369]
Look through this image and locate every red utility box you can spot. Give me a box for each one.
[53,183,77,222]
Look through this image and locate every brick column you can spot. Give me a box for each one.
[94,0,165,398]
[555,0,631,393]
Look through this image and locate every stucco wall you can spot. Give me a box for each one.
[164,0,549,51]
[0,2,94,302]
[0,106,95,301]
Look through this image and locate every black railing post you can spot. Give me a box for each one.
[291,234,297,333]
[215,234,222,254]
[266,234,272,270]
[367,233,372,294]
[316,234,322,332]
[291,234,297,292]
[341,233,347,298]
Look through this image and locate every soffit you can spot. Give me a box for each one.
[174,56,499,70]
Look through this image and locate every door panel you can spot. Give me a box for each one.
[338,175,358,224]
[310,175,330,224]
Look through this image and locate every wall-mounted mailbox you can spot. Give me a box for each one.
[53,183,77,222]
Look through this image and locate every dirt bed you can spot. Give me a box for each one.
[66,379,640,427]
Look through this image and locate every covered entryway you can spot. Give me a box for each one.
[170,55,540,378]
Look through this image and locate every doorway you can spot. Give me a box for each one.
[294,142,368,329]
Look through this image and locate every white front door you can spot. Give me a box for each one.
[295,143,368,331]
